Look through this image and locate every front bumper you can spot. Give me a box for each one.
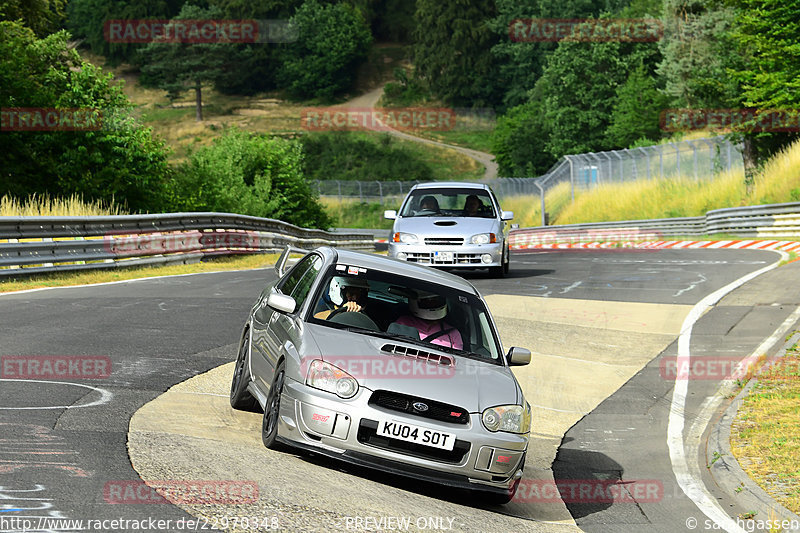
[275,378,527,493]
[387,242,504,268]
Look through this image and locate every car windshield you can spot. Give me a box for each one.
[398,188,496,218]
[307,264,503,364]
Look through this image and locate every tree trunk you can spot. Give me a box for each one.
[742,135,756,196]
[195,82,203,122]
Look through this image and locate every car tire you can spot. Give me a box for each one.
[261,359,286,449]
[489,244,510,278]
[230,330,258,412]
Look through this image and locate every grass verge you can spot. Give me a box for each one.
[730,334,800,515]
[0,254,279,293]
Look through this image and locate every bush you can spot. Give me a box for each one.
[300,132,434,182]
[171,129,331,229]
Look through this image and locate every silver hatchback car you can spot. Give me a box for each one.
[230,246,532,503]
[384,182,514,277]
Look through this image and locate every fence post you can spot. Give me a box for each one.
[567,156,575,201]
[638,147,651,180]
[376,181,383,204]
[337,180,342,201]
[614,151,624,182]
[533,179,546,226]
[687,140,699,180]
[726,140,732,171]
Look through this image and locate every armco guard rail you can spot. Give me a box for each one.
[0,212,374,277]
[509,201,800,247]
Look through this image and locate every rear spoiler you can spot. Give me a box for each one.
[274,245,310,277]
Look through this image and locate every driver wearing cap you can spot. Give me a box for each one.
[392,292,463,350]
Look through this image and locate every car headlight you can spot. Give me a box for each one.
[482,403,531,434]
[393,232,419,244]
[306,360,359,399]
[470,233,497,244]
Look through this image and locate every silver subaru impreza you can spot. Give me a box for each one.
[384,182,514,277]
[230,246,531,503]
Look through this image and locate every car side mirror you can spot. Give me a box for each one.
[384,210,397,220]
[501,211,514,221]
[506,347,531,366]
[267,292,296,314]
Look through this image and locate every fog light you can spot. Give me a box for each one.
[481,254,492,264]
[397,252,408,260]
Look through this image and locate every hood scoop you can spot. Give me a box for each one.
[434,220,457,226]
[381,343,455,367]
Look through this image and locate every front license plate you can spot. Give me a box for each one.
[376,420,456,451]
[433,251,453,262]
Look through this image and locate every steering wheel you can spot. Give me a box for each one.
[327,305,354,319]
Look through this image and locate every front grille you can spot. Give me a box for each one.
[357,419,470,464]
[369,390,470,425]
[424,237,464,245]
[405,253,482,265]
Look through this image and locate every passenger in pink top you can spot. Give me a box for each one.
[391,292,463,350]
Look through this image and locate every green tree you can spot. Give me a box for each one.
[657,0,742,109]
[606,64,669,148]
[489,0,629,110]
[278,0,372,100]
[0,21,171,211]
[66,0,183,66]
[172,129,331,228]
[491,97,556,177]
[727,0,800,189]
[208,0,304,95]
[0,0,67,36]
[413,0,500,107]
[535,35,660,158]
[730,0,800,109]
[138,4,227,121]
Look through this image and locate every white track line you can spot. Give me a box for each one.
[667,249,787,532]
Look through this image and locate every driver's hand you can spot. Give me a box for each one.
[343,301,362,312]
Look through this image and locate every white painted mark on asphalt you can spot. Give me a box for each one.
[560,281,583,294]
[667,250,786,533]
[673,273,708,297]
[0,380,113,410]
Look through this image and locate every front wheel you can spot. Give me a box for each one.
[230,330,258,411]
[489,245,510,278]
[261,360,286,449]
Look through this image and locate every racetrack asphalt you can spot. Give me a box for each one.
[1,248,798,532]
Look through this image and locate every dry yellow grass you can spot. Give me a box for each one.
[501,182,578,228]
[1,194,127,217]
[730,337,800,516]
[553,138,800,225]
